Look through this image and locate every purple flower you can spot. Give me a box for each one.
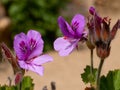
[14,30,53,76]
[54,14,87,56]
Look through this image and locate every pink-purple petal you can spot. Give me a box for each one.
[18,60,29,70]
[71,14,85,36]
[27,65,44,76]
[54,37,70,51]
[54,37,79,56]
[65,21,75,36]
[58,46,74,56]
[14,33,28,60]
[32,55,53,65]
[27,30,44,60]
[18,60,44,76]
[58,16,74,38]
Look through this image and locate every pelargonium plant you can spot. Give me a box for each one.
[0,30,53,89]
[0,6,120,90]
[86,7,120,90]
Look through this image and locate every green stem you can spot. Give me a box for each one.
[90,49,94,75]
[96,59,104,90]
[18,82,22,90]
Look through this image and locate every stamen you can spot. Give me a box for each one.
[64,36,68,39]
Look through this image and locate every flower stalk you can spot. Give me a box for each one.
[90,49,94,75]
[8,77,12,86]
[96,59,105,90]
[19,82,22,90]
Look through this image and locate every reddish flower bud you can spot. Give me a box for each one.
[14,71,23,85]
[0,43,21,74]
[0,42,24,85]
[89,7,95,15]
[96,45,111,59]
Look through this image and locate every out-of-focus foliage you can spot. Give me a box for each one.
[0,76,34,90]
[1,0,71,51]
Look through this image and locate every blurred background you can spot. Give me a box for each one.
[0,0,72,51]
[0,0,120,90]
[0,0,119,51]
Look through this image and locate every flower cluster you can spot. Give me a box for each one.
[87,7,120,59]
[4,7,118,78]
[53,6,120,90]
[54,7,120,59]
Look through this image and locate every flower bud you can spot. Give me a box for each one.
[96,46,110,59]
[14,71,23,85]
[86,40,95,50]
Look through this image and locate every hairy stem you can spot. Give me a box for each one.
[90,49,94,75]
[8,77,12,86]
[96,59,104,90]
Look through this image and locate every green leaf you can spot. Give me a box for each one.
[81,65,97,85]
[20,76,34,90]
[100,70,120,90]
